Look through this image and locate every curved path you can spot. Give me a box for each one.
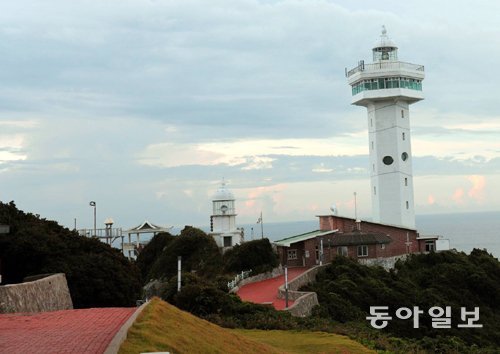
[237,267,308,310]
[0,307,136,354]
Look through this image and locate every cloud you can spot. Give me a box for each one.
[137,143,226,168]
[467,175,486,202]
[451,188,464,205]
[241,156,274,170]
[312,163,334,173]
[1,0,500,228]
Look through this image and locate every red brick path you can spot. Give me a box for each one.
[0,307,136,354]
[237,267,308,310]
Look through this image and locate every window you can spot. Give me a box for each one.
[223,236,232,247]
[371,141,374,150]
[351,77,422,96]
[370,119,373,127]
[406,201,409,209]
[383,156,394,165]
[402,132,405,140]
[380,244,386,250]
[287,249,298,260]
[401,110,404,118]
[374,186,376,195]
[425,241,435,252]
[405,177,408,186]
[401,152,408,161]
[372,164,375,172]
[357,245,368,257]
[337,246,348,256]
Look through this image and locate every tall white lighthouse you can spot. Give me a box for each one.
[209,180,244,250]
[346,26,424,229]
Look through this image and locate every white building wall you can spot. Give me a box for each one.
[368,101,415,228]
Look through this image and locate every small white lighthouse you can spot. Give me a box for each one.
[346,26,425,229]
[209,180,244,250]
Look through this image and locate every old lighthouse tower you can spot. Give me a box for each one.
[346,26,425,229]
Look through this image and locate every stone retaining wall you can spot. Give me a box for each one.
[0,273,73,313]
[358,254,409,270]
[276,264,329,317]
[285,292,319,317]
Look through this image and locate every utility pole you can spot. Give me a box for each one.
[284,265,289,308]
[320,238,323,266]
[177,256,182,292]
[260,212,264,239]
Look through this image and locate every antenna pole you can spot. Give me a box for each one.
[354,192,358,220]
[260,212,264,239]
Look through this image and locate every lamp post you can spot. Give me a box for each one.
[89,201,96,237]
[319,238,324,266]
[284,264,289,308]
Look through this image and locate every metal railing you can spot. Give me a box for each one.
[227,269,252,291]
[347,61,424,77]
[77,227,123,238]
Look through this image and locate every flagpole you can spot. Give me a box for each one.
[260,211,264,239]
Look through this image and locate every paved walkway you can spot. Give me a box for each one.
[237,267,308,310]
[0,307,136,354]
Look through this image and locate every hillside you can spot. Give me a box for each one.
[304,250,500,352]
[119,298,374,354]
[0,201,141,308]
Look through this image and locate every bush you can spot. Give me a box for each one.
[136,232,175,281]
[146,226,223,281]
[307,250,500,349]
[223,238,278,275]
[0,201,141,308]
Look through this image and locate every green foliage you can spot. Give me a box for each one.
[136,232,175,281]
[223,238,278,275]
[307,250,500,351]
[147,226,223,281]
[0,201,141,308]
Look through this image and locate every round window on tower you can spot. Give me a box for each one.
[401,152,409,161]
[382,156,394,165]
[220,205,228,214]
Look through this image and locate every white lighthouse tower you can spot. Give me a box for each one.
[346,26,424,229]
[209,180,244,250]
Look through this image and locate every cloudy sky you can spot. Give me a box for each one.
[1,0,499,230]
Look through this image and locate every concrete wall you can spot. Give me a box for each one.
[277,265,329,317]
[0,273,73,314]
[285,292,318,317]
[358,254,410,270]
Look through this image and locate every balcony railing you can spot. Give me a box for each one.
[347,61,424,77]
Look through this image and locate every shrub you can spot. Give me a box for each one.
[223,238,278,275]
[0,201,141,308]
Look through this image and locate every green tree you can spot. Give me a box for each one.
[147,226,223,281]
[223,238,278,275]
[0,201,141,308]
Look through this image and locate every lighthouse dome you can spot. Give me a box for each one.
[372,25,398,49]
[212,180,234,201]
[372,25,398,61]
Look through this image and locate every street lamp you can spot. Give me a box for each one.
[89,201,96,237]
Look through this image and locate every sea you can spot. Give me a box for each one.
[137,211,500,259]
[205,211,500,258]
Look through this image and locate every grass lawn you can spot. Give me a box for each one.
[118,297,281,354]
[119,297,374,354]
[232,329,376,354]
